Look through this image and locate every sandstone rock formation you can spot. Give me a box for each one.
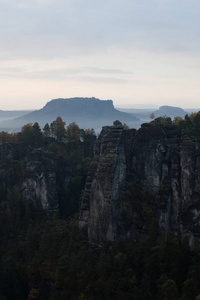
[0,138,95,216]
[79,122,200,247]
[21,149,58,211]
[79,121,136,244]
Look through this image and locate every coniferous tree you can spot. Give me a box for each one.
[20,124,34,144]
[43,123,51,138]
[53,116,67,142]
[32,122,43,146]
[66,122,80,143]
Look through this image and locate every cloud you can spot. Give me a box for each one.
[85,68,133,75]
[34,67,133,78]
[1,0,200,110]
[0,0,200,61]
[74,76,130,84]
[0,64,132,85]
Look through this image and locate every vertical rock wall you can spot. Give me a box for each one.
[80,123,200,246]
[79,122,136,244]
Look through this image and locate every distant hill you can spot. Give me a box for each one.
[0,110,31,121]
[0,97,139,132]
[153,105,188,118]
[117,107,157,126]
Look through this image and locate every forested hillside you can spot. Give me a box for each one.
[1,114,200,299]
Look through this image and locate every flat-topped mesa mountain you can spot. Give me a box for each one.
[0,97,138,132]
[79,120,200,247]
[153,105,188,118]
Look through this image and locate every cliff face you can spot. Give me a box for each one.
[1,123,200,246]
[79,122,136,244]
[21,149,58,211]
[79,123,200,246]
[0,144,59,213]
[0,138,95,216]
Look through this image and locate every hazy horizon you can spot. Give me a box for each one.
[1,98,199,112]
[1,1,200,110]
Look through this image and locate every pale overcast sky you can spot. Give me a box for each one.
[0,0,200,109]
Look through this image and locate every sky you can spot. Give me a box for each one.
[1,0,200,110]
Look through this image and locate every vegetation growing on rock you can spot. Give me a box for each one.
[1,117,200,299]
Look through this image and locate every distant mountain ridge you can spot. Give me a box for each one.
[153,105,188,118]
[0,97,138,132]
[0,100,196,133]
[0,110,31,120]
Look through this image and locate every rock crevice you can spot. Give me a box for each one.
[80,123,200,246]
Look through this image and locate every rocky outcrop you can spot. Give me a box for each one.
[0,139,95,216]
[79,123,200,247]
[21,149,58,211]
[0,144,60,212]
[79,122,136,244]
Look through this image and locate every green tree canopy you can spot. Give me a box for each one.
[20,124,34,144]
[43,123,51,138]
[32,122,43,145]
[52,117,67,142]
[66,122,80,143]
